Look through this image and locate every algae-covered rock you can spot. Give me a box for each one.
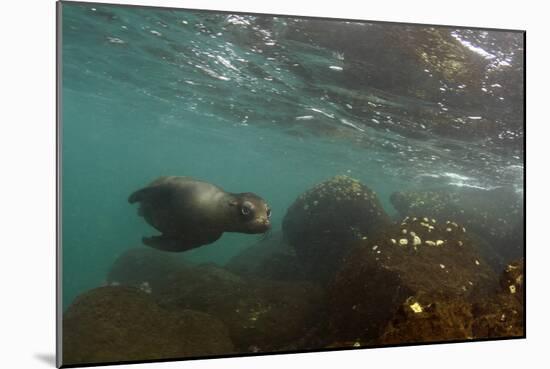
[471,295,524,339]
[155,263,325,352]
[376,258,524,344]
[472,258,524,338]
[499,258,524,302]
[225,231,307,281]
[326,216,497,343]
[282,175,391,282]
[106,247,190,292]
[62,286,234,366]
[377,296,475,345]
[390,187,524,269]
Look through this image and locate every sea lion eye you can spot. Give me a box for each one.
[266,208,271,218]
[241,201,253,216]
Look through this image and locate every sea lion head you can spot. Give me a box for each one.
[228,192,271,234]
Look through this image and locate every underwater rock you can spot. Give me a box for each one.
[326,216,497,344]
[499,258,524,302]
[376,296,475,344]
[225,231,308,281]
[62,286,234,366]
[471,258,524,338]
[377,259,524,344]
[390,187,524,270]
[106,247,190,292]
[282,175,391,283]
[155,263,325,352]
[471,295,524,339]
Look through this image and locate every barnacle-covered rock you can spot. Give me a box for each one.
[390,187,524,269]
[376,258,524,344]
[377,296,475,344]
[499,258,524,301]
[325,216,497,343]
[471,296,524,339]
[471,258,524,338]
[282,175,391,282]
[62,286,234,366]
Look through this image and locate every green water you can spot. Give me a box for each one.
[60,3,524,309]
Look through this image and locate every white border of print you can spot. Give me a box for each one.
[1,0,547,368]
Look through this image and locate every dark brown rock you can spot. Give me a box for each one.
[106,247,190,291]
[225,231,307,281]
[376,258,524,345]
[471,295,524,339]
[377,296,475,345]
[499,258,524,302]
[155,263,326,352]
[472,258,524,338]
[62,286,234,366]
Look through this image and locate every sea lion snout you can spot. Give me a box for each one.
[257,216,272,231]
[245,222,270,234]
[239,209,272,233]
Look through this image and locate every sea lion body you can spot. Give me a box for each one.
[129,176,271,252]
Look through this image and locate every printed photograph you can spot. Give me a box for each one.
[58,1,525,366]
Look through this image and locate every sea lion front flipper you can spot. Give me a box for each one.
[142,235,197,252]
[142,231,223,252]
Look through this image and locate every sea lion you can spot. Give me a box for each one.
[128,176,271,252]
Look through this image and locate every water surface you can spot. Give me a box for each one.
[61,3,524,309]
